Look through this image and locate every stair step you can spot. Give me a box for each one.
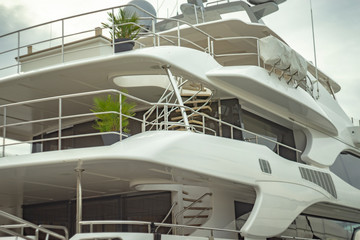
[184,215,209,219]
[168,124,185,130]
[181,92,211,97]
[182,190,189,195]
[171,113,202,121]
[175,106,212,112]
[183,198,202,202]
[185,207,212,211]
[184,99,210,104]
[189,120,203,126]
[171,115,184,121]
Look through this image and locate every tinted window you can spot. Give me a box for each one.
[330,152,360,190]
[23,192,171,237]
[242,110,296,161]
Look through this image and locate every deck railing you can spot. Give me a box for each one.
[0,210,68,240]
[0,2,317,99]
[0,89,302,160]
[0,3,261,76]
[79,219,241,236]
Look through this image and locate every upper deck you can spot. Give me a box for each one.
[0,2,339,92]
[0,1,356,161]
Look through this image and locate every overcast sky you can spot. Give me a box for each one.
[0,0,359,122]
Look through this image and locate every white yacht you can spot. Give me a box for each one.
[0,0,359,240]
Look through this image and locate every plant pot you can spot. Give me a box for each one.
[101,133,120,146]
[114,38,135,53]
[101,132,130,145]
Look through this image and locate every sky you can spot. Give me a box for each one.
[0,0,359,123]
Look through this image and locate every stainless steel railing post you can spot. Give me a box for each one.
[202,115,205,133]
[152,18,156,47]
[207,36,211,54]
[201,6,205,23]
[217,99,222,137]
[61,20,65,63]
[156,106,159,130]
[119,93,123,141]
[177,21,181,46]
[17,32,20,73]
[257,39,260,66]
[2,107,6,157]
[211,40,214,57]
[142,114,146,132]
[194,5,198,24]
[58,98,62,150]
[164,104,168,130]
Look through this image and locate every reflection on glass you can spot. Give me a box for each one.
[242,110,296,161]
[330,152,360,190]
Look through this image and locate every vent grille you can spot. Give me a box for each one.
[259,159,272,174]
[299,167,337,198]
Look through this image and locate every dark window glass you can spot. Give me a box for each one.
[23,192,171,237]
[242,110,296,161]
[220,99,243,140]
[234,201,253,240]
[330,152,360,190]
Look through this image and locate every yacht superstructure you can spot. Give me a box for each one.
[0,1,359,240]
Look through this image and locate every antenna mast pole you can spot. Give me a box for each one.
[310,0,320,98]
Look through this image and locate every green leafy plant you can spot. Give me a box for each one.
[90,94,136,133]
[101,9,140,40]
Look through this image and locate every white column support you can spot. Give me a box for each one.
[75,168,84,234]
[163,66,190,130]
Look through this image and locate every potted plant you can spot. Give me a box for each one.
[90,93,136,145]
[102,9,141,52]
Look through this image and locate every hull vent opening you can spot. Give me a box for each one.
[259,159,272,174]
[299,167,337,198]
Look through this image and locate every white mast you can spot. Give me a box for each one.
[310,0,320,99]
